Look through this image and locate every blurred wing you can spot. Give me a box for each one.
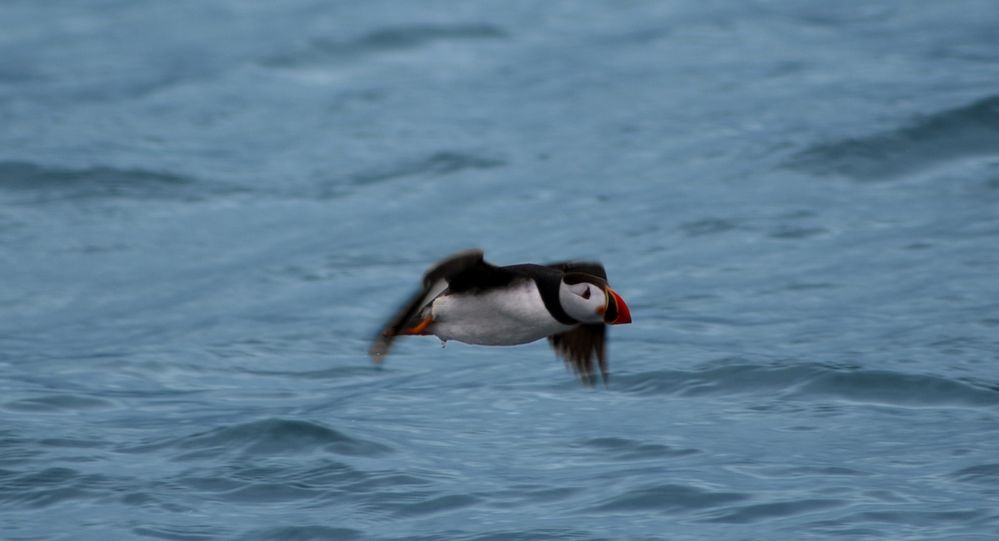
[368,281,444,361]
[420,249,486,290]
[548,324,608,385]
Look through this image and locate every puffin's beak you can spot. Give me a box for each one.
[605,288,632,325]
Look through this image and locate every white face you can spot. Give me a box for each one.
[558,280,609,323]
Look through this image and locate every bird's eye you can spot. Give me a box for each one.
[582,287,591,299]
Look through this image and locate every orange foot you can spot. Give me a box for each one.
[402,316,433,335]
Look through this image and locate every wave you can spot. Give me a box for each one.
[0,160,240,204]
[949,463,999,485]
[589,483,747,513]
[826,509,989,528]
[315,151,505,198]
[3,394,117,413]
[0,466,113,509]
[0,151,505,204]
[352,24,507,50]
[239,526,363,541]
[453,529,604,541]
[788,94,999,180]
[241,527,601,541]
[573,437,700,460]
[613,362,999,408]
[261,23,507,68]
[703,498,845,523]
[121,418,392,459]
[382,493,481,517]
[679,218,743,237]
[132,524,231,540]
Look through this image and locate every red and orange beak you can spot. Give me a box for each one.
[604,288,632,325]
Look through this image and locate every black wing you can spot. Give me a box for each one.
[549,324,607,385]
[368,249,517,361]
[545,260,610,385]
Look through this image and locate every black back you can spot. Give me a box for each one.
[544,260,608,281]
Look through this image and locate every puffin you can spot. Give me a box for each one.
[368,249,632,384]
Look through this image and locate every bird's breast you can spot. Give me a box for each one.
[429,280,574,346]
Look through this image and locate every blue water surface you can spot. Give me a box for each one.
[2,1,999,540]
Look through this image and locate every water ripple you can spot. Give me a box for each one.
[162,458,377,508]
[789,94,999,180]
[457,530,606,541]
[239,526,363,541]
[704,498,845,523]
[856,509,989,526]
[133,523,231,541]
[791,369,999,408]
[121,418,392,459]
[0,161,240,204]
[574,437,700,460]
[590,483,748,513]
[615,362,999,408]
[3,394,118,412]
[261,23,508,67]
[0,466,112,509]
[949,463,999,485]
[386,493,481,517]
[307,150,505,199]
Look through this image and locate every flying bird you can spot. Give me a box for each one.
[368,249,631,384]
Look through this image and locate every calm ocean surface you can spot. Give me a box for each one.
[2,2,999,540]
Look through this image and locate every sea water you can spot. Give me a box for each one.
[2,2,998,539]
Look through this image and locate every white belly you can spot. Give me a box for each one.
[429,281,574,346]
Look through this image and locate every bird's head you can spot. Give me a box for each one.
[559,273,632,325]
